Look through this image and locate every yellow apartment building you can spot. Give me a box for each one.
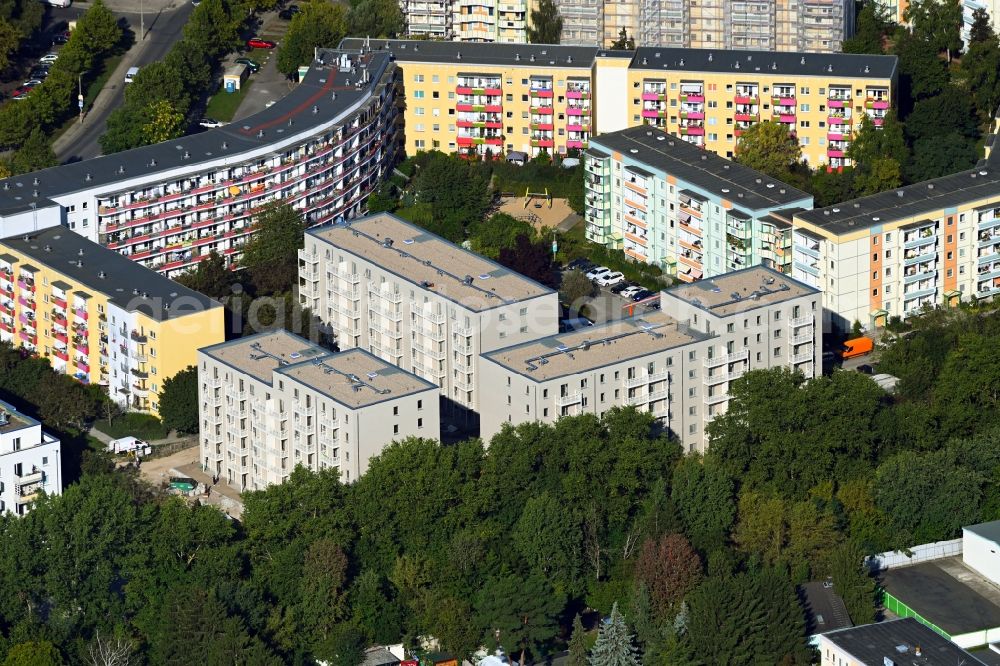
[344,40,896,168]
[0,227,224,415]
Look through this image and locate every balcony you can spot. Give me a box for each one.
[788,315,814,329]
[791,352,814,364]
[16,469,44,485]
[556,392,582,407]
[791,332,813,345]
[130,331,148,343]
[704,349,749,367]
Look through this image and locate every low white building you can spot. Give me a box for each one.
[0,400,61,515]
[963,520,1000,586]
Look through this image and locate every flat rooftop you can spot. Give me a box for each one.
[0,49,392,216]
[663,265,818,317]
[341,38,598,69]
[2,226,220,321]
[276,349,437,409]
[309,213,553,311]
[967,520,1000,545]
[796,166,1000,236]
[822,618,987,665]
[0,399,37,435]
[630,46,898,79]
[590,126,811,211]
[200,330,327,384]
[483,309,708,381]
[882,557,1000,636]
[799,581,852,636]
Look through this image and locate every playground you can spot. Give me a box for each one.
[497,189,580,232]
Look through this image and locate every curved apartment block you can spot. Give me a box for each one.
[0,47,403,278]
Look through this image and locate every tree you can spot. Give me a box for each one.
[498,234,559,289]
[847,113,907,194]
[468,213,536,259]
[969,7,994,44]
[476,572,565,666]
[313,624,364,666]
[277,1,348,77]
[905,133,978,181]
[734,121,801,182]
[893,31,949,109]
[933,333,1000,436]
[589,603,638,666]
[527,0,562,43]
[86,629,138,666]
[142,99,186,145]
[567,615,588,666]
[905,0,963,60]
[827,543,876,625]
[412,152,491,237]
[633,534,702,618]
[842,2,891,54]
[560,269,595,307]
[3,642,63,666]
[960,33,1000,120]
[0,19,20,72]
[159,366,200,434]
[513,492,582,595]
[671,456,735,553]
[610,28,634,50]
[175,251,236,300]
[183,0,241,58]
[240,203,305,296]
[10,128,57,175]
[347,0,403,38]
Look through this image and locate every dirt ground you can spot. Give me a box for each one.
[138,444,244,519]
[497,196,580,232]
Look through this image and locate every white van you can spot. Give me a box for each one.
[44,0,72,7]
[124,66,139,84]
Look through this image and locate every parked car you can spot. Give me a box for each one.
[29,68,49,79]
[596,271,625,286]
[51,34,69,46]
[235,57,261,73]
[246,37,277,49]
[38,53,59,63]
[585,266,610,281]
[857,363,877,375]
[620,285,643,299]
[199,118,224,128]
[124,66,139,84]
[11,86,33,99]
[609,281,634,295]
[278,5,300,19]
[20,79,43,88]
[631,289,654,301]
[566,257,592,271]
[559,317,594,333]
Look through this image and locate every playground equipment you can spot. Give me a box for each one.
[523,187,552,209]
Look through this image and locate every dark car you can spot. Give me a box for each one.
[609,282,633,294]
[246,37,277,49]
[566,257,593,272]
[279,5,300,19]
[857,363,877,375]
[29,68,49,79]
[51,34,69,46]
[234,57,261,73]
[631,289,653,302]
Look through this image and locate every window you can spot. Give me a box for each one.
[413,90,425,98]
[414,74,424,82]
[418,418,423,428]
[393,406,398,416]
[393,424,399,434]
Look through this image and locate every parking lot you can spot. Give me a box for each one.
[563,258,663,327]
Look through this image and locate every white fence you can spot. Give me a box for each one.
[866,538,963,571]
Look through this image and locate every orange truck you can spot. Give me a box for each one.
[841,337,873,359]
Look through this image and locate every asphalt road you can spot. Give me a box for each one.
[55,1,194,162]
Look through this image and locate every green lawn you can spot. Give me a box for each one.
[94,413,169,442]
[205,79,254,122]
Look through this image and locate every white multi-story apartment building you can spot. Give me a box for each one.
[401,0,530,42]
[585,126,813,281]
[298,213,560,421]
[790,166,1000,334]
[0,400,61,515]
[198,330,439,490]
[0,47,402,279]
[480,266,821,452]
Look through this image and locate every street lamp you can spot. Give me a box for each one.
[140,0,144,41]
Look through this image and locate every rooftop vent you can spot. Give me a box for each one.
[184,151,190,159]
[32,177,38,185]
[800,56,806,65]
[0,411,7,426]
[462,274,474,285]
[85,173,92,181]
[832,207,840,212]
[257,130,264,138]
[43,245,51,252]
[515,53,520,61]
[679,58,685,66]
[708,53,713,61]
[117,165,125,174]
[864,65,870,73]
[98,271,106,279]
[381,237,394,248]
[222,141,228,149]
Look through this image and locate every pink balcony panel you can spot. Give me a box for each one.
[534,106,553,115]
[74,308,88,319]
[828,116,850,125]
[776,96,796,105]
[827,149,845,158]
[17,279,34,292]
[734,95,756,104]
[872,118,885,127]
[827,132,845,141]
[566,140,584,149]
[76,360,90,373]
[485,137,503,145]
[828,99,845,108]
[734,113,756,122]
[536,139,554,147]
[684,111,704,120]
[566,107,585,116]
[777,114,796,123]
[17,296,34,308]
[683,94,705,103]
[566,90,585,99]
[642,109,661,119]
[567,123,586,132]
[19,330,34,343]
[456,137,474,146]
[52,297,67,309]
[532,89,554,98]
[871,100,890,109]
[18,314,32,325]
[642,92,662,101]
[685,127,705,136]
[53,350,68,361]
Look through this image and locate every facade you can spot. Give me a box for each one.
[636,0,854,53]
[874,0,908,24]
[0,47,402,279]
[0,400,61,516]
[344,40,896,167]
[790,166,1000,333]
[817,618,987,666]
[963,0,1000,48]
[584,126,813,280]
[198,330,439,490]
[480,266,821,452]
[0,227,224,414]
[401,0,531,42]
[298,212,559,417]
[964,520,1000,587]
